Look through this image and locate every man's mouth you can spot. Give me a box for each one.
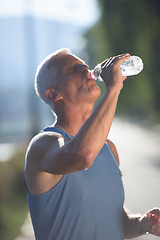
[87,71,95,80]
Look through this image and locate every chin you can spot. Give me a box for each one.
[91,87,101,101]
[92,84,101,95]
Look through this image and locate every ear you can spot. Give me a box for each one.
[45,88,62,102]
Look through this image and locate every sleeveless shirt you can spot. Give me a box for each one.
[26,126,125,240]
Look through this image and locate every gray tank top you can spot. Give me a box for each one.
[26,126,125,240]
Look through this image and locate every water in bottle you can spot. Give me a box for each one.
[90,56,143,81]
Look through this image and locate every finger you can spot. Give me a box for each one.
[101,57,112,68]
[150,224,160,236]
[101,57,116,71]
[147,212,152,218]
[112,54,130,66]
[151,214,158,224]
[156,225,160,236]
[105,54,130,67]
[150,225,156,234]
[149,208,160,215]
[114,53,130,58]
[149,209,160,222]
[147,211,158,224]
[105,57,116,67]
[123,76,127,81]
[101,53,130,67]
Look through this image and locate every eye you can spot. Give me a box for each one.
[81,64,89,74]
[82,69,88,74]
[66,62,88,75]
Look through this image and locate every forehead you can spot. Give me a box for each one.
[57,53,85,71]
[49,53,85,85]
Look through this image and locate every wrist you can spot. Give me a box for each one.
[106,83,122,97]
[134,217,149,235]
[107,80,124,92]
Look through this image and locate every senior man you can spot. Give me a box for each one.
[24,48,160,240]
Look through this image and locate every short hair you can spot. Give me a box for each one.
[34,48,70,109]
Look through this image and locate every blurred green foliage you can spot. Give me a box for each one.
[0,147,28,240]
[85,0,160,122]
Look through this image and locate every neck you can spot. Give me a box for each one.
[55,103,94,136]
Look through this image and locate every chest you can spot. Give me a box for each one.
[65,144,124,207]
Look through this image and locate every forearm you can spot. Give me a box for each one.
[54,54,130,173]
[70,55,129,164]
[71,85,121,162]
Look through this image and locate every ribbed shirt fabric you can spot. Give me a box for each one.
[25,126,125,240]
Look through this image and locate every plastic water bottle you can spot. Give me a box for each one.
[91,56,143,81]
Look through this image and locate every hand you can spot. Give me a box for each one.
[100,53,130,89]
[139,208,160,236]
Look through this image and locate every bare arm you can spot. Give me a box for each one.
[25,54,130,176]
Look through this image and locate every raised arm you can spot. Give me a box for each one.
[24,54,130,194]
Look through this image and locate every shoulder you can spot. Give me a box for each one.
[24,132,65,195]
[106,139,120,165]
[26,131,65,161]
[29,131,64,148]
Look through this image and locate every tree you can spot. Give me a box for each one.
[85,0,160,121]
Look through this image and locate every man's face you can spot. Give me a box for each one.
[53,53,101,106]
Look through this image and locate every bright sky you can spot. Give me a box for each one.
[0,0,100,27]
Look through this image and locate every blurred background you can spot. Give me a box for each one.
[0,0,160,239]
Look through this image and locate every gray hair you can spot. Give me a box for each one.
[34,48,70,109]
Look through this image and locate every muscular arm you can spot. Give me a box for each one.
[25,85,121,177]
[25,55,130,177]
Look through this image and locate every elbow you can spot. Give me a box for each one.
[85,152,94,168]
[67,141,95,170]
[76,150,94,170]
